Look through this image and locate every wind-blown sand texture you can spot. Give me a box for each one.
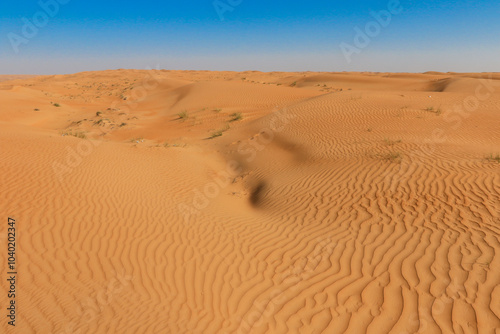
[1,70,499,333]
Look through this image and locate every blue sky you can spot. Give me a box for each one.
[1,0,499,74]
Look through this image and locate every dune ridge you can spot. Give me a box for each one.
[0,70,499,333]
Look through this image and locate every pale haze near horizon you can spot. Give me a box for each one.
[1,0,499,75]
[2,49,500,75]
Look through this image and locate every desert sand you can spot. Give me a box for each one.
[0,70,499,333]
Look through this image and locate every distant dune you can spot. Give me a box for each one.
[0,75,40,83]
[1,70,499,333]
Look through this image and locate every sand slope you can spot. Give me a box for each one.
[0,70,499,333]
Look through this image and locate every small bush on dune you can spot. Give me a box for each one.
[426,106,442,115]
[130,137,144,143]
[485,153,500,163]
[62,130,86,139]
[210,130,223,139]
[75,131,86,139]
[178,111,189,120]
[383,138,402,146]
[230,112,242,122]
[209,124,230,139]
[381,152,402,163]
[373,152,402,163]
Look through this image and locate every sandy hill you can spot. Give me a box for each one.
[0,70,499,333]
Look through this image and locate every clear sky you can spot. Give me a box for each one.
[1,0,499,74]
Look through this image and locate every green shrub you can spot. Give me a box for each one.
[210,130,223,138]
[230,112,242,122]
[62,130,86,139]
[381,152,402,163]
[485,153,500,163]
[384,138,402,146]
[209,124,230,139]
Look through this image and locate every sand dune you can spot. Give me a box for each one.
[1,70,499,333]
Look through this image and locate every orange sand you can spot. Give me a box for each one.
[0,70,499,333]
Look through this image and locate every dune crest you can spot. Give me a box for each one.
[1,70,499,333]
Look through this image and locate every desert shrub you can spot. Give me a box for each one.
[485,153,500,163]
[210,131,223,138]
[230,112,242,122]
[62,131,86,139]
[384,138,402,146]
[178,111,189,120]
[209,124,230,139]
[380,152,402,163]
